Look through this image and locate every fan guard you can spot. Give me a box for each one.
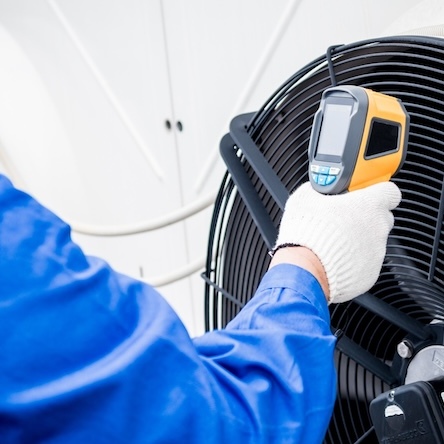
[203,35,444,443]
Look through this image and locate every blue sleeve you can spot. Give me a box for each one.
[0,175,336,444]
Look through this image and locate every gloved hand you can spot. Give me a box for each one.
[273,181,402,304]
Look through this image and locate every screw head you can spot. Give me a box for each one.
[397,340,413,359]
[388,390,395,402]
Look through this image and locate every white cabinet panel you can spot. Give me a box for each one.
[0,0,182,225]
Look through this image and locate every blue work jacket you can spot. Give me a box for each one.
[0,174,336,443]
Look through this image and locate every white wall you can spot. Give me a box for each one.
[0,0,436,336]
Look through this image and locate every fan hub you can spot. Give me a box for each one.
[405,344,444,385]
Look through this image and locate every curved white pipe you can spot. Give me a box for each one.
[144,255,206,287]
[70,191,216,236]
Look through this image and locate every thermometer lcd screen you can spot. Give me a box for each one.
[316,103,352,157]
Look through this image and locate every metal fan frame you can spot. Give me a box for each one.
[203,34,444,443]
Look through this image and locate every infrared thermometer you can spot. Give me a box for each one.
[308,85,409,194]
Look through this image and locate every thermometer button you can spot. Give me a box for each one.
[317,174,328,186]
[326,175,336,185]
[311,173,337,186]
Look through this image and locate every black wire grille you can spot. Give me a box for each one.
[203,36,444,443]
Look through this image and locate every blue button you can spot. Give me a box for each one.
[311,172,319,183]
[318,174,328,185]
[326,175,336,185]
[318,166,330,175]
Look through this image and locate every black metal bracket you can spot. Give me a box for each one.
[219,112,290,250]
[220,132,277,250]
[333,327,398,386]
[229,113,289,210]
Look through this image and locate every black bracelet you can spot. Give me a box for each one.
[268,243,300,257]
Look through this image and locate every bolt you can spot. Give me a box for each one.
[397,340,413,359]
[388,390,395,402]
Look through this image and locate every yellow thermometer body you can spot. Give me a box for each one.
[308,85,409,194]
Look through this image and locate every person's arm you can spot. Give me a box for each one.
[0,175,400,443]
[192,261,336,443]
[0,175,334,444]
[269,246,330,301]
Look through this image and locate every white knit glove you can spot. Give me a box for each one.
[274,181,402,304]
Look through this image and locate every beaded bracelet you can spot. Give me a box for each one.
[268,243,300,258]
